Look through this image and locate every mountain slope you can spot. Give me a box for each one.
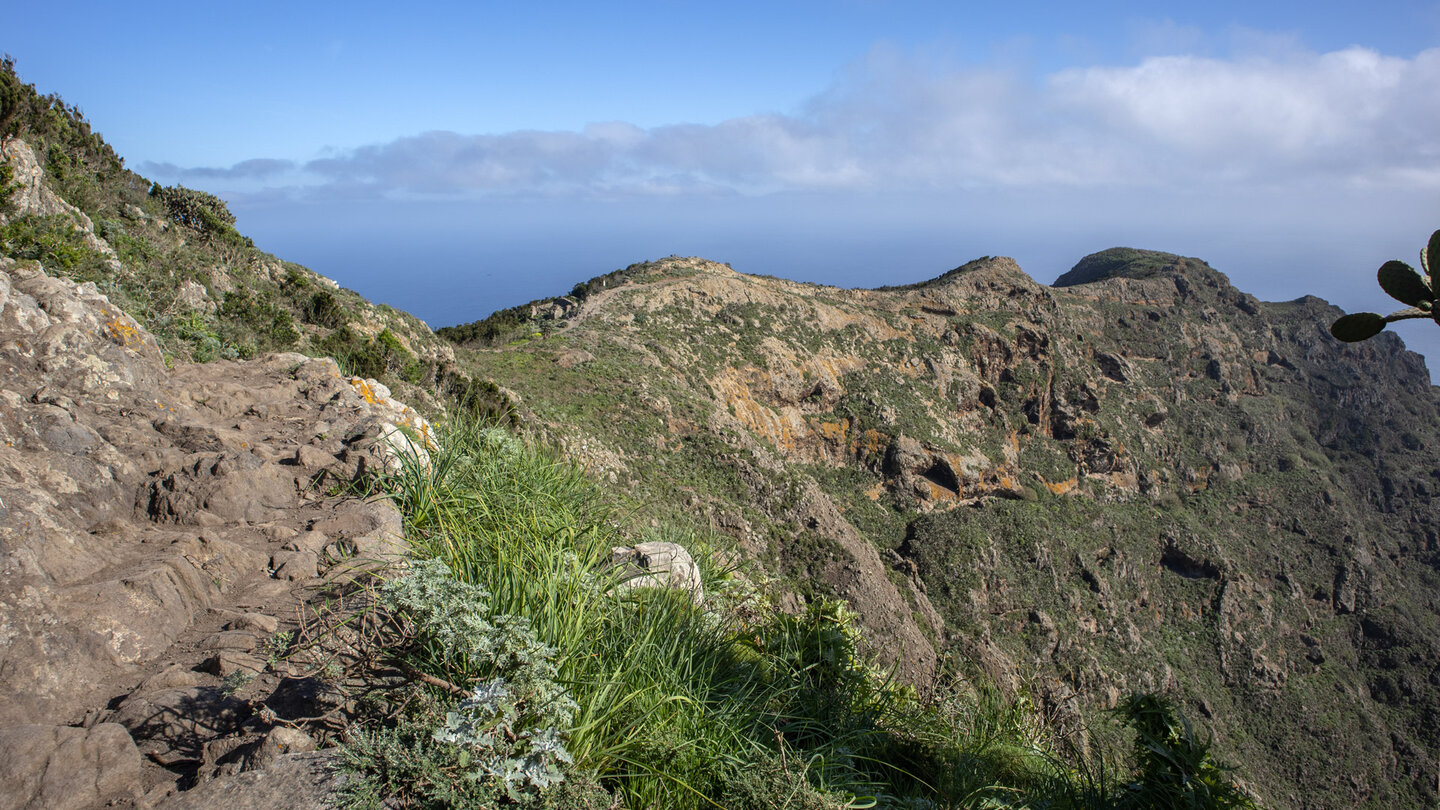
[447,254,1440,809]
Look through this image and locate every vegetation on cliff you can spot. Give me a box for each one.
[0,56,510,423]
[441,252,1440,808]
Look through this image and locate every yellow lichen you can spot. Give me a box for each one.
[102,311,144,351]
[350,379,375,403]
[1043,477,1079,495]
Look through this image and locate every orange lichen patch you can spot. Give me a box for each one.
[923,479,961,502]
[864,483,885,501]
[102,311,145,351]
[807,418,891,462]
[1043,477,1079,495]
[350,378,380,404]
[854,429,887,457]
[815,419,850,445]
[711,368,813,455]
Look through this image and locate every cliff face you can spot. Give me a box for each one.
[452,254,1440,809]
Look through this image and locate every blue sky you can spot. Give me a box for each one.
[6,1,1440,367]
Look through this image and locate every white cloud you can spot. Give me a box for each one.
[147,45,1440,200]
[1050,47,1440,182]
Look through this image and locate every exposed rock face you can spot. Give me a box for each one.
[0,138,118,264]
[457,253,1440,809]
[151,751,341,810]
[0,723,144,810]
[0,256,430,806]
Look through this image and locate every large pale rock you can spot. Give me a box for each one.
[0,723,143,810]
[609,541,704,602]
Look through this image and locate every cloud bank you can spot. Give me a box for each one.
[144,44,1440,202]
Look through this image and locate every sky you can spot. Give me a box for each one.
[6,1,1440,369]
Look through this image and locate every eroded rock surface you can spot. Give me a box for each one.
[0,257,426,806]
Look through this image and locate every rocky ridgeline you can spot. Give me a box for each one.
[0,256,435,808]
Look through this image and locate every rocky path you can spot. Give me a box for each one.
[0,258,429,808]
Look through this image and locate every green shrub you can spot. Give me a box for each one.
[302,288,348,328]
[148,183,250,246]
[316,326,416,379]
[340,560,581,808]
[1110,694,1257,810]
[0,215,108,276]
[438,307,530,346]
[217,288,299,356]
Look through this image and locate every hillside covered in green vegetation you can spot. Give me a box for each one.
[441,251,1440,808]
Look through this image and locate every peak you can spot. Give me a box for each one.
[1054,248,1200,287]
[625,256,737,280]
[873,256,1033,292]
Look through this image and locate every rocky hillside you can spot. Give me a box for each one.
[447,253,1440,809]
[0,249,440,806]
[0,66,462,807]
[1,59,508,423]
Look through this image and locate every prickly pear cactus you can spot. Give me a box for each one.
[1331,228,1440,341]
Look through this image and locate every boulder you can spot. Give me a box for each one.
[609,541,704,602]
[0,723,143,810]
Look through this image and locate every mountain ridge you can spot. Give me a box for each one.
[448,251,1440,809]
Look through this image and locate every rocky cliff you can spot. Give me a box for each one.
[448,253,1440,809]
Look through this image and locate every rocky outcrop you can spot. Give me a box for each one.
[0,724,144,810]
[0,256,431,806]
[0,138,118,264]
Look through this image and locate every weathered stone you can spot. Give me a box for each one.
[175,280,213,312]
[201,650,267,677]
[610,541,704,602]
[111,687,250,759]
[294,444,335,469]
[152,751,340,810]
[0,723,142,810]
[219,611,280,635]
[271,549,320,581]
[200,629,259,651]
[242,727,317,772]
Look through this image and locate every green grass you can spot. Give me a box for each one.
[338,413,1258,809]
